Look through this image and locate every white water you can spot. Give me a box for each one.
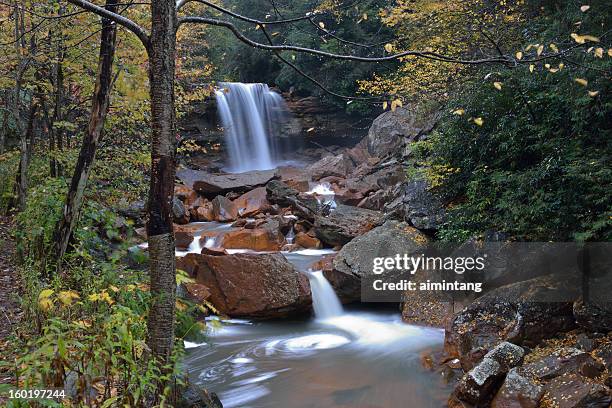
[215,82,292,172]
[307,270,344,319]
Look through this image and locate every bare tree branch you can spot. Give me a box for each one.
[65,0,149,49]
[177,0,321,23]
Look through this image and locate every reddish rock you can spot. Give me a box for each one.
[308,154,355,180]
[190,169,278,195]
[221,227,285,251]
[491,368,543,408]
[314,204,383,246]
[295,232,322,249]
[333,187,365,206]
[195,204,215,222]
[175,184,199,206]
[541,374,611,408]
[233,187,271,217]
[184,282,211,304]
[211,195,238,221]
[182,252,312,318]
[201,247,227,256]
[174,223,205,234]
[519,348,604,381]
[277,166,311,192]
[175,231,195,250]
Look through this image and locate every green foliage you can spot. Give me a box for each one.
[420,2,611,241]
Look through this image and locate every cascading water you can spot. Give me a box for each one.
[307,270,344,319]
[215,82,293,173]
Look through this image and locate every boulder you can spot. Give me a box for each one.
[452,342,525,406]
[541,374,611,408]
[491,367,543,408]
[266,180,319,220]
[177,382,223,408]
[573,298,612,332]
[366,105,441,158]
[307,154,355,180]
[211,195,238,222]
[445,274,578,371]
[182,252,311,318]
[188,169,278,195]
[314,204,383,246]
[175,231,195,250]
[295,232,322,249]
[221,221,285,252]
[233,187,271,217]
[173,197,190,224]
[333,220,429,279]
[519,348,604,381]
[309,254,360,303]
[402,179,446,230]
[194,205,215,222]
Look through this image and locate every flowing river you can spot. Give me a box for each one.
[176,224,451,408]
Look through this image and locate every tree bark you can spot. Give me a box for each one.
[53,0,118,264]
[0,101,8,154]
[16,99,35,211]
[145,0,178,385]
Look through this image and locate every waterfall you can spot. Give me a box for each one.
[307,271,343,319]
[285,226,295,244]
[215,82,293,173]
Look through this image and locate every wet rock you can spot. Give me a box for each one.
[593,343,612,373]
[233,187,271,217]
[173,197,190,224]
[295,232,322,249]
[118,200,146,224]
[177,382,223,408]
[188,169,278,195]
[175,231,195,250]
[314,204,383,246]
[333,220,429,279]
[266,180,319,220]
[182,252,312,318]
[402,179,445,230]
[453,357,504,405]
[491,367,543,408]
[333,186,366,206]
[485,342,525,371]
[519,348,604,381]
[573,298,612,332]
[366,105,440,158]
[201,247,227,256]
[541,374,611,408]
[221,224,285,252]
[211,195,238,222]
[276,166,311,192]
[308,154,355,180]
[357,189,388,211]
[445,275,578,371]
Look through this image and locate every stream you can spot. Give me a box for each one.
[175,222,450,408]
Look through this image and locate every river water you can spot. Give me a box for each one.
[177,225,450,408]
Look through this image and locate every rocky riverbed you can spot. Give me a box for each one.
[129,106,611,408]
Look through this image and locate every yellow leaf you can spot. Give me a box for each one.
[526,44,535,51]
[582,35,600,42]
[558,63,565,70]
[39,289,54,300]
[88,293,101,301]
[362,13,368,20]
[58,290,80,307]
[537,45,544,56]
[529,64,535,73]
[382,101,388,110]
[571,33,585,44]
[549,43,558,53]
[545,63,551,69]
[452,109,465,116]
[384,43,393,53]
[474,117,484,126]
[109,285,120,293]
[39,298,53,312]
[306,127,315,132]
[515,51,523,60]
[318,22,325,29]
[255,24,261,30]
[271,32,280,37]
[574,78,588,86]
[391,99,402,112]
[580,5,590,12]
[549,68,558,73]
[608,49,612,57]
[493,82,502,90]
[594,47,603,58]
[588,90,599,97]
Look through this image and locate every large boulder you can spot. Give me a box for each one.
[333,220,430,279]
[181,252,311,318]
[232,187,271,217]
[445,274,579,371]
[491,367,543,408]
[314,204,383,246]
[573,299,612,332]
[220,218,286,251]
[401,179,446,230]
[519,348,604,381]
[541,374,611,408]
[307,154,355,180]
[366,105,441,158]
[211,195,238,221]
[266,180,319,220]
[181,169,278,196]
[310,254,360,303]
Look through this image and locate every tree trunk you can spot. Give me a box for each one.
[145,0,178,386]
[0,102,8,154]
[53,0,118,264]
[16,99,35,211]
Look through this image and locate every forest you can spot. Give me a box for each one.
[0,0,610,407]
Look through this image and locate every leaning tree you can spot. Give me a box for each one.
[57,0,589,398]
